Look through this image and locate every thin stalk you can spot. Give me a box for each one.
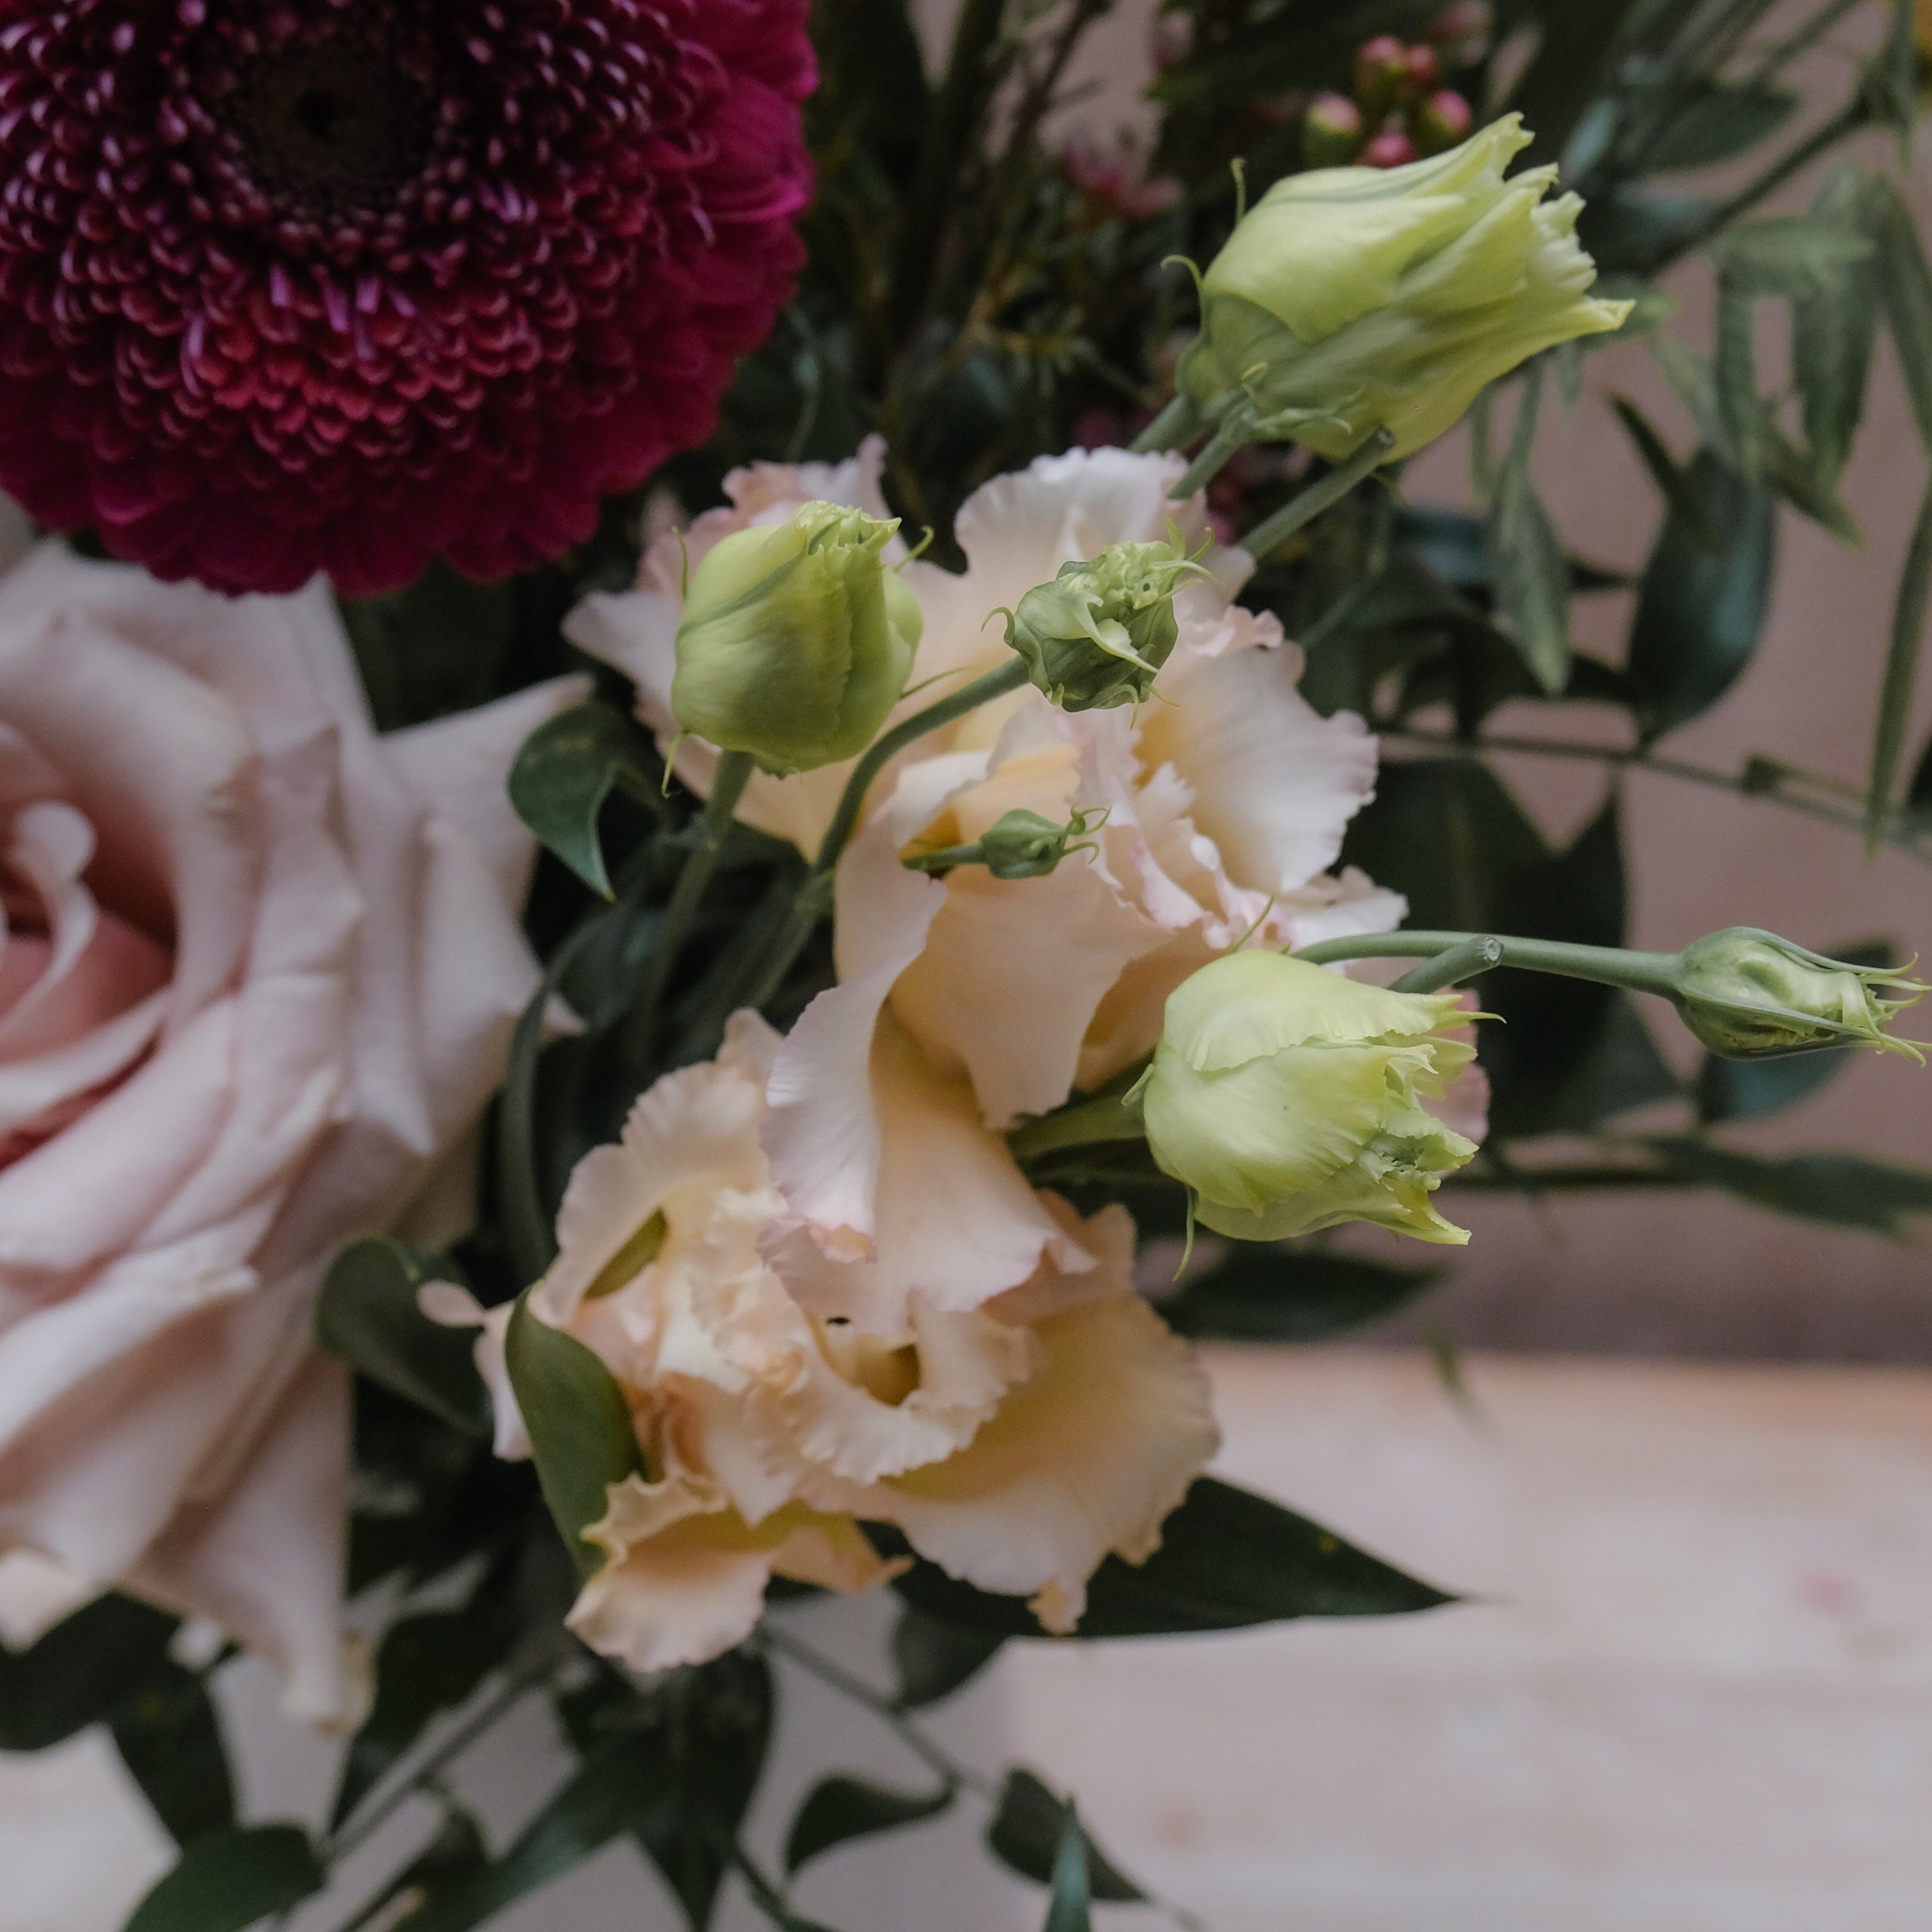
[1237,430,1397,559]
[1290,929,1684,998]
[1391,935,1504,993]
[1742,0,1865,87]
[1384,726,1932,863]
[741,660,1031,1013]
[621,750,756,1069]
[1008,1087,1145,1163]
[759,1623,992,1798]
[1131,394,1203,454]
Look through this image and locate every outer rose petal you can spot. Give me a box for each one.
[865,1292,1219,1631]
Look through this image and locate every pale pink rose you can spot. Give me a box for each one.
[0,545,580,1726]
[431,1013,1219,1671]
[569,445,1422,1325]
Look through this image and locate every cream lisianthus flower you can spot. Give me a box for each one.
[431,1014,1218,1674]
[568,445,1405,1318]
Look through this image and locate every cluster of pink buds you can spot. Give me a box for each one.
[1302,4,1489,171]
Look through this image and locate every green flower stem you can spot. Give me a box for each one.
[1006,1086,1147,1164]
[741,658,1031,1013]
[1169,422,1246,499]
[1391,934,1504,993]
[1237,429,1397,561]
[1129,393,1204,454]
[903,840,989,873]
[622,749,756,1069]
[1290,928,1683,999]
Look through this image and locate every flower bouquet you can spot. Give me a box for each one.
[1,1,1930,1927]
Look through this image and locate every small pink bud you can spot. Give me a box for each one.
[1361,128,1419,169]
[1414,89,1475,154]
[1352,34,1410,115]
[1403,44,1439,94]
[1302,91,1364,167]
[1423,1,1492,63]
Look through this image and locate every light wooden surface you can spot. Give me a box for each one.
[10,1348,1932,1931]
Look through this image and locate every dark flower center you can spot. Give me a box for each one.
[228,40,437,218]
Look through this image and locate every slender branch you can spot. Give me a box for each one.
[1237,431,1397,557]
[1392,935,1504,993]
[741,659,1031,1013]
[1008,1088,1145,1163]
[1384,726,1932,865]
[1290,928,1683,996]
[758,1623,993,1800]
[1131,394,1203,455]
[621,750,756,1069]
[1741,0,1865,87]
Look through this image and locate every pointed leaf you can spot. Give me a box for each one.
[883,1476,1452,1639]
[0,1593,177,1751]
[1487,367,1570,692]
[1696,1048,1853,1125]
[1645,1139,1932,1234]
[987,1772,1141,1903]
[1641,81,1797,173]
[1628,450,1776,736]
[1043,1807,1093,1932]
[1159,1249,1438,1343]
[123,1825,321,1932]
[1865,473,1932,852]
[891,1611,1005,1709]
[110,1662,234,1849]
[504,1288,646,1577]
[1611,397,1724,553]
[784,1775,953,1874]
[317,1237,489,1437]
[1863,176,1932,452]
[509,699,663,898]
[1711,218,1874,299]
[1795,165,1880,488]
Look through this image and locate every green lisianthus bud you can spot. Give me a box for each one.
[1004,538,1202,711]
[1141,950,1479,1245]
[980,805,1107,879]
[672,501,922,775]
[1673,928,1928,1060]
[1174,114,1631,463]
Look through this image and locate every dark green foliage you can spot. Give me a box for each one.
[317,1237,490,1437]
[1160,1248,1440,1342]
[892,1609,1007,1709]
[124,1826,322,1932]
[986,1770,1142,1903]
[509,700,667,898]
[785,1774,953,1874]
[1644,1140,1932,1234]
[110,1664,234,1849]
[880,1476,1452,1638]
[0,1593,177,1752]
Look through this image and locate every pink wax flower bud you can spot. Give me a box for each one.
[1404,44,1441,95]
[1362,128,1422,169]
[1425,1,1493,64]
[1415,89,1476,155]
[1353,34,1411,116]
[1303,91,1366,167]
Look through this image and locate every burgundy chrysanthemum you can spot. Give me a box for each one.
[0,0,815,595]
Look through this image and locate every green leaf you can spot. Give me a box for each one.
[1863,176,1932,452]
[1713,274,1762,475]
[1159,1249,1438,1343]
[1487,366,1571,692]
[0,1593,177,1752]
[549,1650,774,1930]
[1640,81,1797,173]
[1646,1138,1932,1234]
[784,1775,953,1875]
[1877,0,1920,150]
[123,1825,321,1932]
[1628,449,1776,736]
[883,1476,1452,1639]
[504,1288,646,1578]
[1581,188,1722,277]
[508,699,662,899]
[1794,166,1881,488]
[1043,1807,1093,1932]
[1864,472,1932,853]
[1609,398,1724,553]
[331,1590,519,1831]
[110,1663,233,1849]
[316,1237,490,1438]
[891,1610,1005,1710]
[340,564,516,734]
[1696,1049,1853,1125]
[986,1771,1141,1903]
[1907,731,1932,826]
[1507,0,1648,171]
[1711,218,1874,299]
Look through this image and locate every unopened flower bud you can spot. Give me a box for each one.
[1303,92,1365,168]
[979,806,1106,880]
[1174,114,1631,464]
[1402,44,1440,94]
[1414,89,1474,155]
[1426,1,1493,60]
[1141,950,1479,1246]
[1003,537,1202,711]
[1353,35,1410,117]
[1673,928,1928,1060]
[673,501,922,775]
[1361,128,1420,169]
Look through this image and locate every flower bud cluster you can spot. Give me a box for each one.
[1303,13,1487,172]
